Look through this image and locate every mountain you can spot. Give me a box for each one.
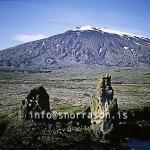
[0,25,150,70]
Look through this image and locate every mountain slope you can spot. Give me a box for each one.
[0,26,150,69]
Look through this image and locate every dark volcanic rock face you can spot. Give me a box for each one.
[0,27,150,69]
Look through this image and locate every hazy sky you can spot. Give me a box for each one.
[0,0,149,49]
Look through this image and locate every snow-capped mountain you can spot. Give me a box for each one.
[0,26,150,70]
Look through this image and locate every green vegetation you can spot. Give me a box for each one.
[54,105,84,113]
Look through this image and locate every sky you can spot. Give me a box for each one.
[0,0,150,50]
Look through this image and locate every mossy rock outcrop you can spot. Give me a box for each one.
[20,86,50,119]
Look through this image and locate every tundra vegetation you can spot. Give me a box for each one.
[0,67,150,149]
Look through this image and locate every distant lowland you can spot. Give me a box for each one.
[0,26,150,71]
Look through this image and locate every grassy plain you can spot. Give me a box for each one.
[0,67,150,117]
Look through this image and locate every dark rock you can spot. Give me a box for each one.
[20,86,50,119]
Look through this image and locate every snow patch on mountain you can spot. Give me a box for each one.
[74,25,143,38]
[75,25,96,31]
[124,46,129,50]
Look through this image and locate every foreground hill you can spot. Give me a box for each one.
[0,26,150,70]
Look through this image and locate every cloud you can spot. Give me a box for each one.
[15,34,48,42]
